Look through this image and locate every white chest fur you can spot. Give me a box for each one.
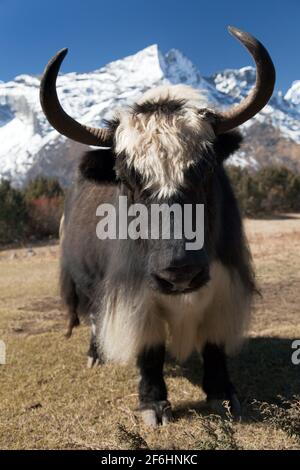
[156,262,221,361]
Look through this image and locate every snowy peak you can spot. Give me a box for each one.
[163,48,200,85]
[97,44,166,87]
[285,80,300,109]
[212,66,256,99]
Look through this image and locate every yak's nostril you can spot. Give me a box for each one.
[189,268,210,287]
[152,265,210,293]
[153,274,176,291]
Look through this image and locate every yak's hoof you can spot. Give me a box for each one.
[86,356,101,368]
[139,400,173,427]
[208,393,241,420]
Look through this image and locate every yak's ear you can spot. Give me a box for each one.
[213,130,243,163]
[79,149,117,184]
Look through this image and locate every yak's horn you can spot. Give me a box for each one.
[40,48,113,147]
[215,26,275,134]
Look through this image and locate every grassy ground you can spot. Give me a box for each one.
[0,217,299,450]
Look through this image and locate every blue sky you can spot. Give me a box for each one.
[0,0,298,92]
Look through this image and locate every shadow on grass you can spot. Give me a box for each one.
[0,238,59,253]
[248,213,300,221]
[165,337,299,422]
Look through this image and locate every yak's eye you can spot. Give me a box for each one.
[119,175,131,189]
[119,165,143,193]
[116,170,135,193]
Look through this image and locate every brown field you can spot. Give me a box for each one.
[0,216,299,450]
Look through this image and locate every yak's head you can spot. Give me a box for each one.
[40,26,275,295]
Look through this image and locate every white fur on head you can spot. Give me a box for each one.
[114,85,216,199]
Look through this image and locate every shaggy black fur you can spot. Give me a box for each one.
[79,148,116,184]
[137,345,167,404]
[202,343,236,400]
[213,130,243,163]
[133,98,186,116]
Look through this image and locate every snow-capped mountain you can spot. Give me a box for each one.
[0,44,300,187]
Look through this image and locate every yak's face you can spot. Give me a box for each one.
[80,86,243,295]
[113,86,215,294]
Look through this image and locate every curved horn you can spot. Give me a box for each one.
[40,48,113,147]
[215,26,276,134]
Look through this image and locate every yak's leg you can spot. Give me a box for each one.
[60,268,80,339]
[137,344,172,426]
[87,314,102,368]
[202,343,241,418]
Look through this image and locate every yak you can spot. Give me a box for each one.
[40,26,275,426]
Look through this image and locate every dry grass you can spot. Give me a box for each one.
[0,216,300,450]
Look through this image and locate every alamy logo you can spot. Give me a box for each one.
[291,340,300,365]
[0,340,6,365]
[95,196,204,251]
